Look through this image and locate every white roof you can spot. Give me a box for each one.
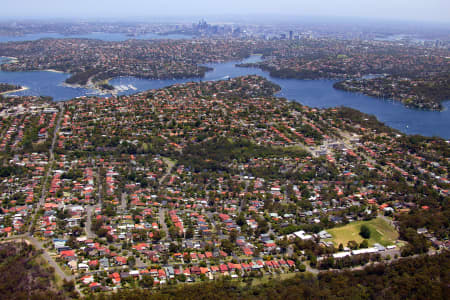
[333,251,351,258]
[293,230,313,240]
[351,247,378,255]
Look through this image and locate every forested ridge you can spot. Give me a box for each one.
[0,242,72,300]
[89,251,449,300]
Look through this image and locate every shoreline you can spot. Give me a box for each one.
[45,69,65,74]
[0,86,29,95]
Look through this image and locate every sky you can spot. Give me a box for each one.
[1,0,449,23]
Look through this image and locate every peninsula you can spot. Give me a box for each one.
[0,82,26,94]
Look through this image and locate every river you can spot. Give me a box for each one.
[0,53,449,139]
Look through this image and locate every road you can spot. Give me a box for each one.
[27,236,74,281]
[85,205,97,239]
[85,163,103,238]
[378,214,397,230]
[17,103,82,295]
[159,157,176,185]
[159,208,169,241]
[156,157,175,241]
[29,102,65,234]
[238,180,249,213]
[120,192,127,211]
[305,263,319,274]
[94,160,103,207]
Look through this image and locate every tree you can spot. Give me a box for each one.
[257,217,269,234]
[360,239,369,249]
[229,229,238,243]
[221,239,234,255]
[185,226,195,239]
[140,275,154,288]
[310,255,317,267]
[62,279,75,292]
[169,242,179,253]
[236,213,246,226]
[360,225,371,239]
[299,263,306,272]
[347,240,359,250]
[127,256,136,267]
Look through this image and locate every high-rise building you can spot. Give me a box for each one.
[289,30,293,40]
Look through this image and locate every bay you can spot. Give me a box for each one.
[0,55,449,139]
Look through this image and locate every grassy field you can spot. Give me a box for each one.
[326,217,398,247]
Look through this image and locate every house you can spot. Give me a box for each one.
[68,260,78,270]
[99,257,109,269]
[251,261,263,270]
[110,273,120,285]
[115,256,127,265]
[243,247,253,256]
[77,263,89,271]
[81,275,94,285]
[89,260,99,268]
[219,264,228,273]
[158,269,166,280]
[90,282,101,291]
[60,249,76,261]
[417,228,428,234]
[318,230,332,239]
[190,266,201,275]
[293,230,313,240]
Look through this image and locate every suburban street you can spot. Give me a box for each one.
[28,103,65,234]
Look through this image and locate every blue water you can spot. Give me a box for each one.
[0,32,192,43]
[1,55,449,139]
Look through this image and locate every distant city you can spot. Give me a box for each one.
[0,19,449,45]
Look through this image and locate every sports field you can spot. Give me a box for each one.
[326,217,398,247]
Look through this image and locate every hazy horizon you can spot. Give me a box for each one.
[1,0,449,24]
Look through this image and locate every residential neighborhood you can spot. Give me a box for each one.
[0,75,448,295]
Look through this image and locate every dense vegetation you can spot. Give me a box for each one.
[178,137,308,173]
[0,165,27,178]
[237,63,325,80]
[89,251,449,300]
[334,74,450,111]
[0,82,21,93]
[65,68,99,85]
[335,107,398,134]
[0,241,69,299]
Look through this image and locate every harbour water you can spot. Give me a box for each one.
[0,53,449,139]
